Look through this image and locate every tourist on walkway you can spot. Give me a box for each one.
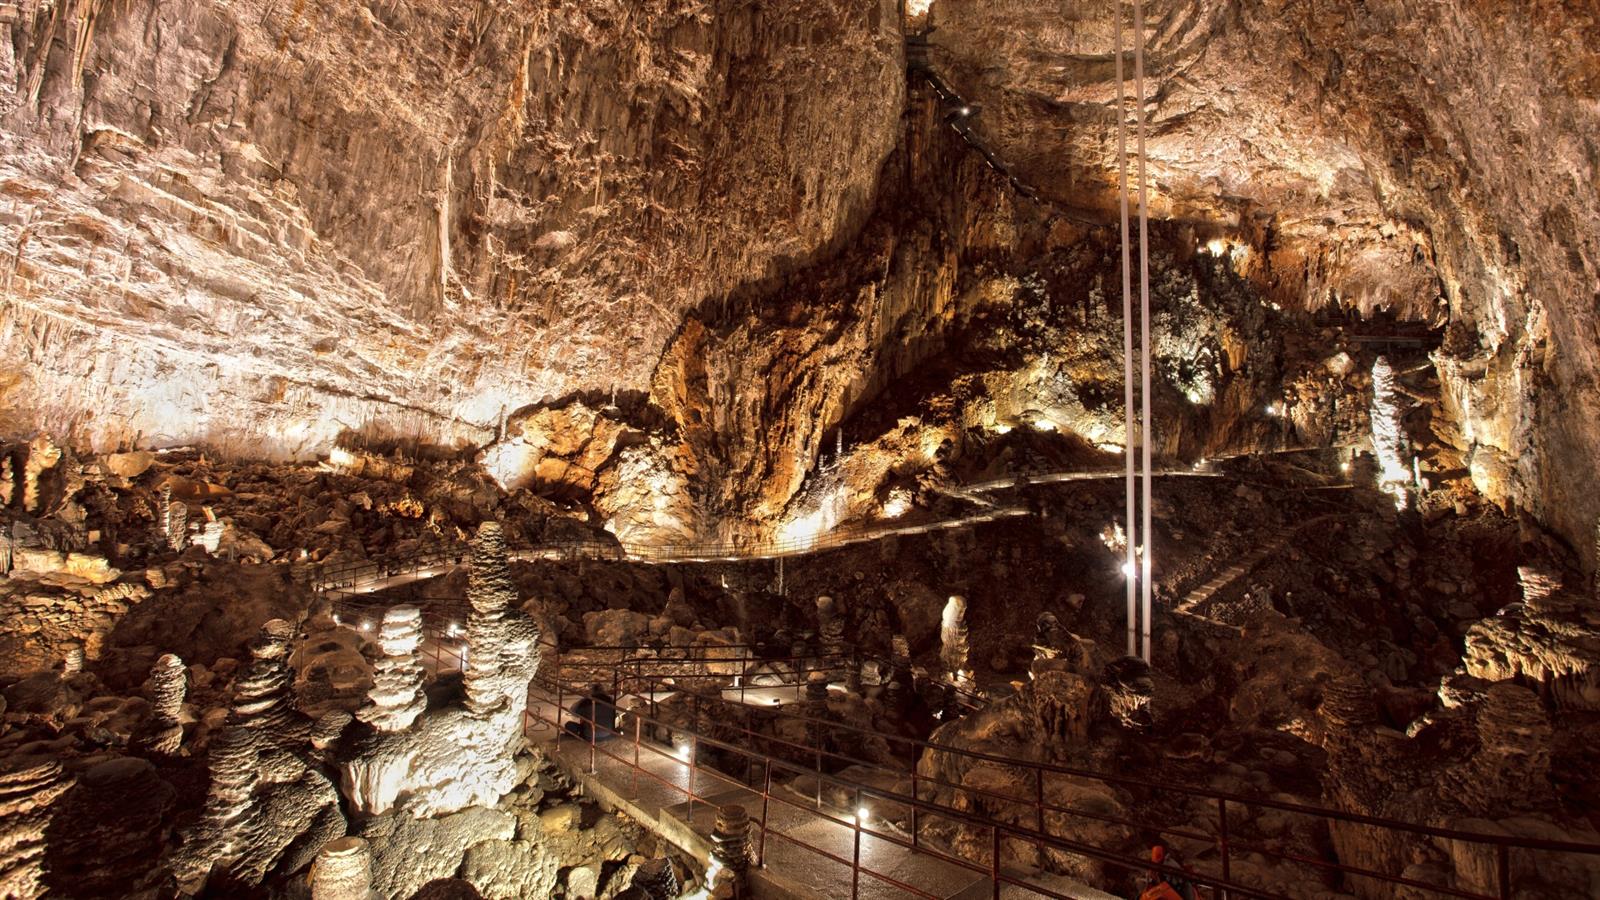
[563,683,617,742]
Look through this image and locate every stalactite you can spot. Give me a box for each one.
[356,605,426,732]
[0,455,13,507]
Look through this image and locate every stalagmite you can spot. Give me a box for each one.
[161,485,189,551]
[199,519,224,554]
[940,595,971,685]
[230,619,304,744]
[310,836,378,900]
[22,435,61,514]
[0,455,12,507]
[465,521,516,717]
[356,605,427,732]
[339,519,541,817]
[1369,356,1411,508]
[0,758,73,899]
[136,652,188,755]
[815,595,846,680]
[61,640,84,675]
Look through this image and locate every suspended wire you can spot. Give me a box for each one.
[1134,0,1154,664]
[1115,0,1137,660]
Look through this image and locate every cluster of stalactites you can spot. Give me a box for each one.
[940,595,971,686]
[1369,356,1411,509]
[356,605,427,732]
[0,758,73,899]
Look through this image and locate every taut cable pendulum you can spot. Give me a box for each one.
[1135,0,1154,664]
[1115,0,1137,660]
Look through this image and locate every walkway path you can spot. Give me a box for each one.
[1175,515,1339,616]
[524,684,1117,900]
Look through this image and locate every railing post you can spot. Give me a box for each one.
[758,761,772,867]
[910,769,920,849]
[631,714,641,800]
[1497,843,1511,900]
[991,823,1001,900]
[588,703,597,774]
[1035,767,1046,863]
[687,735,698,820]
[852,788,863,900]
[1218,796,1230,900]
[815,747,824,810]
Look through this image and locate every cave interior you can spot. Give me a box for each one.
[2,1,1599,899]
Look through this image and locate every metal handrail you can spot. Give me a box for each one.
[534,644,1597,899]
[410,632,1595,899]
[531,681,1282,900]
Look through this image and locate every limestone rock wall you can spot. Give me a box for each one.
[927,0,1600,566]
[0,0,903,458]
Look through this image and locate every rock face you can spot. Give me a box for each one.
[927,0,1600,568]
[0,0,902,461]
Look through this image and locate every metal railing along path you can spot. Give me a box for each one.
[421,636,1600,900]
[309,505,1030,596]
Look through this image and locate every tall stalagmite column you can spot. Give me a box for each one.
[940,595,970,685]
[1369,356,1411,507]
[356,605,426,732]
[464,521,516,716]
[138,653,188,755]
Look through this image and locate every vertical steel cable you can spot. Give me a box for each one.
[1134,0,1153,663]
[1115,1,1137,660]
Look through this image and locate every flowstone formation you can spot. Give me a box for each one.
[340,521,541,817]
